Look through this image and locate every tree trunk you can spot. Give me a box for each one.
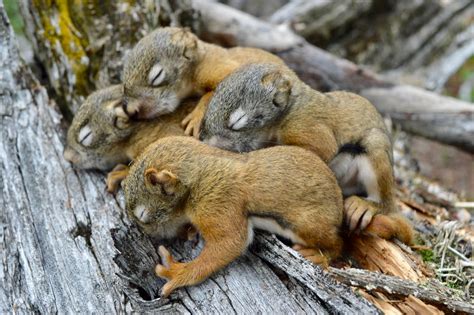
[0,3,378,313]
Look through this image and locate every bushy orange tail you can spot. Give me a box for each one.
[363,214,414,245]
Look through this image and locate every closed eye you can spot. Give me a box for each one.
[148,63,166,87]
[78,125,93,146]
[228,107,248,130]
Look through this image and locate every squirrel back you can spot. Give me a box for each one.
[123,136,345,295]
[124,136,343,240]
[200,63,413,244]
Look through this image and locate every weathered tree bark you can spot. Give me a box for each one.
[270,0,373,44]
[0,3,382,313]
[195,0,474,152]
[330,267,474,313]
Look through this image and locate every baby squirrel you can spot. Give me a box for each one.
[123,136,345,296]
[121,27,286,137]
[63,85,193,192]
[200,63,413,242]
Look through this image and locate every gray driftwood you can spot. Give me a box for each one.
[195,0,474,152]
[0,4,380,313]
[330,267,474,314]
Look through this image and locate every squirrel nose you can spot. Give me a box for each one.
[63,147,78,164]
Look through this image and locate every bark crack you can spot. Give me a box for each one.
[14,136,60,313]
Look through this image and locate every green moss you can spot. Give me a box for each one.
[4,0,25,34]
[444,56,474,102]
[31,0,90,95]
[418,249,435,263]
[446,282,462,290]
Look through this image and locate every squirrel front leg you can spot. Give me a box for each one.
[106,164,130,194]
[181,92,214,138]
[155,210,248,297]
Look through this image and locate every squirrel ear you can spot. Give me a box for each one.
[262,72,292,108]
[178,29,198,60]
[144,168,178,196]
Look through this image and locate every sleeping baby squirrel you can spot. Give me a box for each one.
[123,136,346,296]
[63,85,193,192]
[199,63,414,242]
[121,27,287,137]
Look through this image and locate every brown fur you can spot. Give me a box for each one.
[123,136,344,296]
[64,85,195,192]
[364,214,414,245]
[200,64,414,243]
[282,91,415,243]
[122,27,287,137]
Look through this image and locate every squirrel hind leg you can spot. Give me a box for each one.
[294,229,344,267]
[293,245,342,268]
[364,213,414,245]
[298,248,329,268]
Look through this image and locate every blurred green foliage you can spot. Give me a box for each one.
[444,57,474,103]
[4,0,24,35]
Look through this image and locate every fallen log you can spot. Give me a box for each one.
[271,0,473,82]
[194,0,474,152]
[330,267,474,314]
[0,6,378,313]
[270,0,373,44]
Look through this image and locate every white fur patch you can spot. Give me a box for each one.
[250,216,306,245]
[246,220,254,247]
[228,107,249,130]
[206,136,219,147]
[329,153,357,185]
[78,125,93,147]
[205,135,233,150]
[148,63,166,86]
[356,156,380,202]
[134,205,151,223]
[329,153,380,202]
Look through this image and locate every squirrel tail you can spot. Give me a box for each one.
[363,213,414,245]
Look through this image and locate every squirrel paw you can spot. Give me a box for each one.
[344,196,378,233]
[293,245,329,268]
[115,100,139,119]
[106,164,130,194]
[177,224,199,245]
[181,111,203,139]
[155,246,184,297]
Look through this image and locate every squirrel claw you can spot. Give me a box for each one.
[160,281,177,298]
[294,246,329,268]
[155,246,183,297]
[344,196,377,233]
[158,245,175,267]
[181,112,203,138]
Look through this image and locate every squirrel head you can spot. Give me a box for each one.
[64,85,138,170]
[122,27,199,120]
[123,141,189,237]
[200,63,295,152]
